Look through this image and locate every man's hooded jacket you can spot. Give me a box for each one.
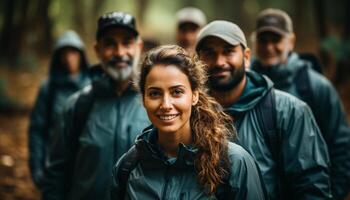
[252,53,350,199]
[225,70,331,200]
[43,73,150,200]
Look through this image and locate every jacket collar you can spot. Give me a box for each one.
[135,125,198,169]
[92,75,137,98]
[225,70,272,116]
[49,72,90,89]
[252,52,307,88]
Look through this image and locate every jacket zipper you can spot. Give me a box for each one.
[161,165,170,200]
[114,100,120,164]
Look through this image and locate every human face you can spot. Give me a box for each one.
[255,31,294,66]
[198,37,249,92]
[176,22,201,51]
[143,64,199,135]
[95,27,142,81]
[60,47,81,75]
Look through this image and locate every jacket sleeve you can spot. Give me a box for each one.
[227,143,267,200]
[310,75,350,200]
[276,92,332,200]
[42,94,78,200]
[28,82,49,189]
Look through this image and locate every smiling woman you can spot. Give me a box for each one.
[142,64,198,155]
[110,45,267,200]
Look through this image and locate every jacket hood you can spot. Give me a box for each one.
[251,52,308,88]
[135,125,197,169]
[54,30,85,51]
[49,30,89,80]
[90,75,138,98]
[225,70,273,115]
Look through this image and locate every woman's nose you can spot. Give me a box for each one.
[160,96,172,111]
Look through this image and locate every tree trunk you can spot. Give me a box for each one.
[313,0,332,77]
[135,0,150,29]
[73,0,86,36]
[334,0,350,85]
[0,0,17,63]
[92,0,105,22]
[35,0,53,55]
[314,0,326,39]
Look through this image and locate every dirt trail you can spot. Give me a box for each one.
[0,115,40,200]
[0,64,46,200]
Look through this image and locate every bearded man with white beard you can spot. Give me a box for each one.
[43,12,150,200]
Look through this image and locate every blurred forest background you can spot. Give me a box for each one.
[0,0,349,199]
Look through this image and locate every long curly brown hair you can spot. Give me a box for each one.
[138,45,236,194]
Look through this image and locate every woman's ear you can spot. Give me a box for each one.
[192,90,199,106]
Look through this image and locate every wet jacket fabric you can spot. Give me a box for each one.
[111,126,267,200]
[43,76,150,200]
[28,31,90,189]
[252,53,350,199]
[225,70,331,200]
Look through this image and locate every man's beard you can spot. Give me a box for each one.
[178,40,191,49]
[207,60,246,92]
[102,53,139,82]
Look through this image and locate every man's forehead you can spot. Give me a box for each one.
[257,31,283,39]
[178,22,200,30]
[99,27,137,40]
[200,36,237,49]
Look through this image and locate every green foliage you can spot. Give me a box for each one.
[321,36,350,61]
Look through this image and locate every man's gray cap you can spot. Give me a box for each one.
[195,20,247,52]
[176,7,207,27]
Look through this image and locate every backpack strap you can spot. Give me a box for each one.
[298,52,323,74]
[44,80,56,141]
[70,85,95,147]
[256,89,284,197]
[215,173,235,200]
[115,146,139,198]
[294,66,315,112]
[256,89,279,160]
[68,85,95,171]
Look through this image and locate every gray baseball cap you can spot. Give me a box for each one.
[195,20,247,52]
[176,7,207,27]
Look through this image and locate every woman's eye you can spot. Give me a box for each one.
[148,91,160,97]
[172,89,184,96]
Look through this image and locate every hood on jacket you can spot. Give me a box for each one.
[225,70,273,115]
[251,52,309,88]
[49,30,89,80]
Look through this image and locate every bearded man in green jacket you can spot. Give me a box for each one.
[43,12,150,200]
